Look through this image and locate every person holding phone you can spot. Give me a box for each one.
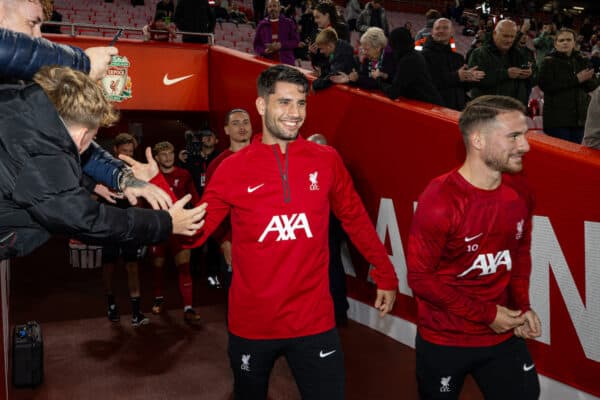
[538,28,599,143]
[468,19,533,107]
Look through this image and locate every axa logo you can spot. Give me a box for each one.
[457,250,512,278]
[258,213,313,243]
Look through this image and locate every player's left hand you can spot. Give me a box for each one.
[375,289,396,317]
[119,147,159,182]
[514,309,542,339]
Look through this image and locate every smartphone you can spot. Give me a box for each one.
[109,28,124,46]
[521,64,530,69]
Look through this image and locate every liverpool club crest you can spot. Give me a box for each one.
[101,55,132,102]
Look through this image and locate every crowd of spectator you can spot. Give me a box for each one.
[51,0,600,147]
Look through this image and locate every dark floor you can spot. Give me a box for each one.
[8,237,483,399]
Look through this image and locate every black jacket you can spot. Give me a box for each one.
[421,37,467,110]
[352,47,395,90]
[467,37,531,106]
[0,28,127,191]
[174,0,216,43]
[381,28,443,105]
[539,50,599,129]
[0,84,172,259]
[312,40,358,91]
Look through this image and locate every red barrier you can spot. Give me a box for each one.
[208,46,600,398]
[50,36,210,111]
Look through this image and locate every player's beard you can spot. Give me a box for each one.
[264,108,302,142]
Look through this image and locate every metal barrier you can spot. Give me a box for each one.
[42,21,215,45]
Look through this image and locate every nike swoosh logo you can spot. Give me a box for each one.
[464,233,483,242]
[162,73,195,86]
[523,363,535,372]
[319,350,336,358]
[247,184,264,193]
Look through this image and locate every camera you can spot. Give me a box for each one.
[184,129,214,161]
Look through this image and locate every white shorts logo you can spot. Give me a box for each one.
[440,376,452,393]
[241,354,251,372]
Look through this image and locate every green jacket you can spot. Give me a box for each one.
[533,32,554,66]
[538,50,599,129]
[468,40,532,106]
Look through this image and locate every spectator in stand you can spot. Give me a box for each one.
[356,0,388,37]
[591,48,600,74]
[40,0,61,34]
[150,141,203,324]
[174,0,215,44]
[155,0,174,18]
[583,88,600,148]
[312,2,349,41]
[101,133,149,328]
[414,9,441,42]
[468,20,533,106]
[422,18,484,111]
[312,28,357,91]
[229,2,249,25]
[344,0,361,32]
[142,11,176,42]
[466,29,484,62]
[214,0,230,22]
[580,17,594,43]
[533,23,555,67]
[308,2,350,72]
[335,27,393,90]
[253,0,299,66]
[380,27,444,105]
[294,0,317,63]
[205,108,253,290]
[538,28,599,144]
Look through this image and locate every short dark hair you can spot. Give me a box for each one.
[256,65,309,98]
[113,133,138,149]
[458,95,526,143]
[425,9,440,19]
[224,108,249,126]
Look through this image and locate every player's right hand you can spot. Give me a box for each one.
[489,305,526,333]
[168,196,206,236]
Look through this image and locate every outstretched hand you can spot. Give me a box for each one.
[119,147,159,182]
[168,196,207,236]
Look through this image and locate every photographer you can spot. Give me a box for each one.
[178,129,220,197]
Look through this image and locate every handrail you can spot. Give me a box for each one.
[42,21,215,45]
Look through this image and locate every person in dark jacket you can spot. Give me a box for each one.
[312,28,358,91]
[468,20,533,106]
[309,2,350,72]
[538,28,599,144]
[174,0,216,44]
[337,27,394,90]
[0,27,171,208]
[422,18,484,110]
[0,66,207,260]
[356,0,389,37]
[380,27,444,105]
